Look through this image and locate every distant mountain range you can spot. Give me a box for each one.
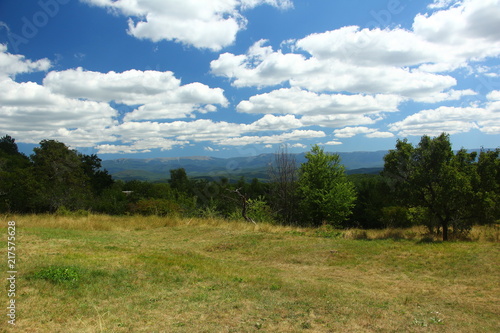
[101,151,388,182]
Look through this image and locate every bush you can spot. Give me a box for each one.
[380,206,412,228]
[247,196,276,223]
[128,198,183,216]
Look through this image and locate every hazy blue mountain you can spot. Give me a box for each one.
[102,151,388,181]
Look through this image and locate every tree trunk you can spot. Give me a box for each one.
[229,188,256,224]
[442,219,449,241]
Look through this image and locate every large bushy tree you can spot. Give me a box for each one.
[297,145,356,227]
[31,140,93,211]
[0,135,37,212]
[384,133,480,241]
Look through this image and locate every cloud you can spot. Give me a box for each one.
[288,143,306,149]
[212,0,500,100]
[0,77,117,145]
[427,0,460,9]
[240,0,293,10]
[333,126,395,139]
[43,67,228,120]
[487,90,500,101]
[211,40,316,88]
[324,140,342,146]
[245,114,303,132]
[413,0,500,71]
[204,146,219,152]
[388,106,482,136]
[300,114,379,128]
[96,116,324,153]
[296,26,440,67]
[334,127,376,138]
[388,93,500,136]
[211,37,459,101]
[236,87,404,128]
[237,87,402,115]
[0,44,51,78]
[96,138,189,154]
[81,0,292,51]
[219,129,326,146]
[365,131,394,139]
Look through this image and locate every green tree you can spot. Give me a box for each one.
[475,148,500,224]
[297,145,356,227]
[0,135,37,212]
[31,140,92,211]
[80,154,114,195]
[169,168,191,194]
[349,174,393,229]
[0,135,20,156]
[383,133,478,241]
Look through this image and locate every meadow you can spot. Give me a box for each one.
[1,214,499,332]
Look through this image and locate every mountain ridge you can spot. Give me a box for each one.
[102,150,389,181]
[102,148,491,181]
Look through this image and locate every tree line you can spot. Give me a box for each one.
[0,134,498,240]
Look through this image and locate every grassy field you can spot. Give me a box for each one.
[1,214,499,332]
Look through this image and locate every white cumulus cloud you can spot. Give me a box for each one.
[81,0,293,51]
[0,44,51,78]
[388,93,500,136]
[44,68,228,120]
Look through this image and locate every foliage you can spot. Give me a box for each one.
[128,198,184,216]
[348,174,393,228]
[1,134,498,235]
[297,145,357,227]
[380,206,413,228]
[475,149,500,225]
[246,196,275,223]
[383,133,497,240]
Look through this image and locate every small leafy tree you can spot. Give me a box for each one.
[297,145,356,227]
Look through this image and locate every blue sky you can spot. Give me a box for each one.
[0,0,499,159]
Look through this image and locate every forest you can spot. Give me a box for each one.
[0,133,498,241]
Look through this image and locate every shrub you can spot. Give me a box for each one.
[128,198,183,216]
[247,196,276,223]
[380,206,412,228]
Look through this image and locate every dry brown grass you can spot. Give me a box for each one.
[1,214,499,332]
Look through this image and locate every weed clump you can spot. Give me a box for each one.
[30,266,81,284]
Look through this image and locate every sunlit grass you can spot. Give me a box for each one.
[1,214,499,332]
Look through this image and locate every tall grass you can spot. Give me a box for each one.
[5,213,499,242]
